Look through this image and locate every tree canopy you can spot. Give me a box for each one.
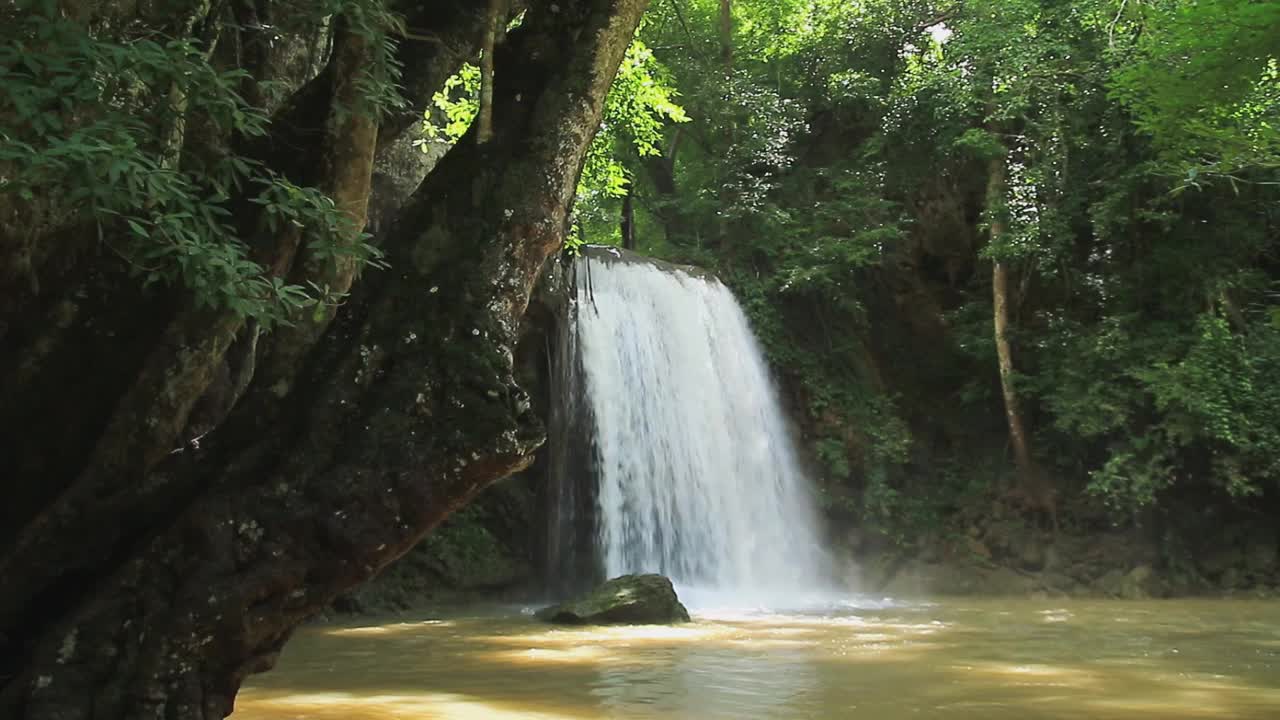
[561,0,1280,529]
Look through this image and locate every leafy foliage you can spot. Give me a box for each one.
[1110,0,1280,181]
[7,0,1275,535]
[576,37,690,235]
[573,0,1278,533]
[0,0,396,326]
[423,63,481,144]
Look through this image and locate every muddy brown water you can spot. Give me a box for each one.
[234,598,1280,719]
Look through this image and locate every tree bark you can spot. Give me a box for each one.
[476,0,504,144]
[993,265,1030,473]
[642,129,686,242]
[249,20,382,396]
[0,14,383,644]
[0,0,649,717]
[620,183,636,249]
[718,0,733,71]
[715,0,735,248]
[988,150,1057,532]
[988,151,1024,470]
[378,0,526,151]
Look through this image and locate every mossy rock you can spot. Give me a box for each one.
[536,574,691,625]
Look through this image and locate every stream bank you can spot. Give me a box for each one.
[334,478,1278,615]
[844,488,1279,600]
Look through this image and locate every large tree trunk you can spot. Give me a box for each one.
[0,0,648,717]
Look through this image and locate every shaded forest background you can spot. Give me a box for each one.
[399,0,1280,603]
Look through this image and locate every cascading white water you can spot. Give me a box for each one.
[574,251,830,605]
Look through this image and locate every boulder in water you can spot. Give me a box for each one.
[536,574,691,625]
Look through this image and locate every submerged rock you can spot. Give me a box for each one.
[1120,564,1157,599]
[536,574,691,625]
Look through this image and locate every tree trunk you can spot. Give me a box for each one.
[476,0,504,144]
[0,18,383,644]
[715,0,735,248]
[0,0,649,717]
[643,129,686,242]
[988,149,1026,472]
[248,20,381,396]
[718,0,733,71]
[993,263,1031,473]
[620,184,636,249]
[988,151,1057,533]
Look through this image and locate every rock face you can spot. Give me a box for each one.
[537,574,691,625]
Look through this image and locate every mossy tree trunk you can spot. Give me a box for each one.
[0,0,648,718]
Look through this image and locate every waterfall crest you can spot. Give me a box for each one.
[567,249,830,605]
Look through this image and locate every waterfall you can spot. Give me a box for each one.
[562,248,830,605]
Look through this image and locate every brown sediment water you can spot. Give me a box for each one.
[233,598,1280,719]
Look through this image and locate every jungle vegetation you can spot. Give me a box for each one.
[0,0,1277,717]
[563,0,1280,539]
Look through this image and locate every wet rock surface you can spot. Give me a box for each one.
[536,574,691,625]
